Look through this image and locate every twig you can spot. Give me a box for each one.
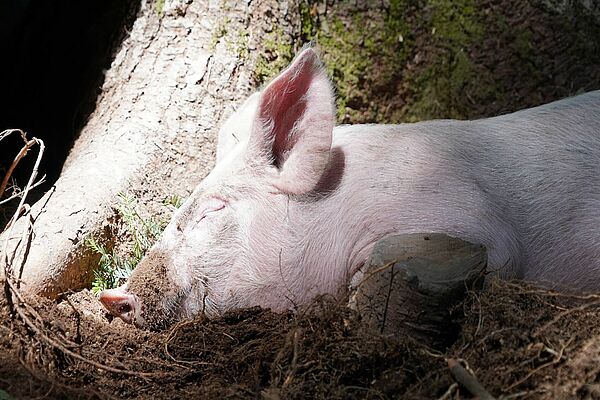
[0,129,25,142]
[499,390,537,399]
[0,129,36,200]
[0,176,46,206]
[1,135,44,251]
[11,208,33,287]
[459,290,485,353]
[278,247,298,310]
[504,338,572,391]
[352,260,397,290]
[447,358,495,400]
[2,134,44,283]
[420,347,446,359]
[282,328,302,388]
[380,262,397,333]
[503,281,600,300]
[533,300,600,337]
[164,319,212,366]
[437,382,458,400]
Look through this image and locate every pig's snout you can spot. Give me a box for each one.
[99,287,140,325]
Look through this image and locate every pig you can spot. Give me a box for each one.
[100,47,600,329]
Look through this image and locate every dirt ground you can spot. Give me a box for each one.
[0,279,599,399]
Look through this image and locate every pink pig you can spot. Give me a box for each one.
[100,48,600,329]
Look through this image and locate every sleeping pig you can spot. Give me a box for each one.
[100,47,600,329]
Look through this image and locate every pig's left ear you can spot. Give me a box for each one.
[247,48,335,195]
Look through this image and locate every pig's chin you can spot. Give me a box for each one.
[129,276,223,328]
[130,289,190,330]
[179,285,219,320]
[175,282,235,321]
[130,311,147,329]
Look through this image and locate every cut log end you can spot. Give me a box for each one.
[349,233,487,348]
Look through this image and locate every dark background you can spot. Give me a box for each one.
[0,0,138,202]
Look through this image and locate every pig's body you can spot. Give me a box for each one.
[100,48,600,329]
[322,90,600,291]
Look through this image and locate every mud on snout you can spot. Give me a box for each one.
[100,250,189,330]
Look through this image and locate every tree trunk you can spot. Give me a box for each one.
[1,0,301,297]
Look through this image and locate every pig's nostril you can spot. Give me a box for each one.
[117,303,132,315]
[99,288,138,324]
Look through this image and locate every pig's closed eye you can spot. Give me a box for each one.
[199,197,226,222]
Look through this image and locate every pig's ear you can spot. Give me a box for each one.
[216,92,261,164]
[247,48,335,195]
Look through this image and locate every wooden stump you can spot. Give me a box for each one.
[349,233,487,348]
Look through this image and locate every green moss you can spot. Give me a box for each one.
[251,1,413,122]
[154,0,165,17]
[253,0,600,123]
[253,27,295,84]
[317,17,366,118]
[429,0,483,44]
[407,51,496,121]
[209,2,250,60]
[209,17,230,52]
[299,2,317,40]
[221,26,251,62]
[248,0,599,124]
[232,29,250,60]
[299,0,412,122]
[402,0,496,121]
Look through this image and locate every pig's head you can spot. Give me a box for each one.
[100,48,337,329]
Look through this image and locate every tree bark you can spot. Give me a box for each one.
[1,0,300,297]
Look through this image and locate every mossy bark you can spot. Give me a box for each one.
[293,0,600,123]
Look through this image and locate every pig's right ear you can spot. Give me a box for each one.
[247,48,335,195]
[216,92,262,164]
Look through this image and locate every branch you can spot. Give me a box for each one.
[447,358,495,400]
[0,129,35,200]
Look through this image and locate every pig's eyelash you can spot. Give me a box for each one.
[198,196,227,222]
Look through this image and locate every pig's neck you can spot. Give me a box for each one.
[290,192,403,302]
[284,124,515,305]
[282,135,414,302]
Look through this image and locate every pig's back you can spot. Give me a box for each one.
[329,90,600,289]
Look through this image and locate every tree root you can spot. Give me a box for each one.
[447,358,496,400]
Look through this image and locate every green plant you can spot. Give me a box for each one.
[154,0,165,16]
[87,192,178,294]
[163,194,183,208]
[0,389,15,400]
[86,236,135,295]
[116,192,165,260]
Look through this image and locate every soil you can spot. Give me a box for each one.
[0,279,599,399]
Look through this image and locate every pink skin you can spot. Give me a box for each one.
[99,286,138,324]
[100,47,600,329]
